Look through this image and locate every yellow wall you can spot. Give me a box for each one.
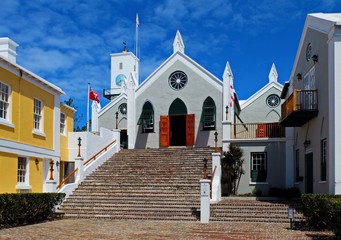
[60,105,75,161]
[0,152,17,193]
[29,157,43,192]
[0,153,43,193]
[0,67,55,150]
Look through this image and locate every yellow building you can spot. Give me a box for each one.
[0,37,74,193]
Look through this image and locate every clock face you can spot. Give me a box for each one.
[306,43,312,62]
[169,71,187,90]
[119,103,127,115]
[266,94,280,108]
[115,74,127,86]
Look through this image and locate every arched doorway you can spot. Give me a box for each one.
[169,98,187,146]
[159,98,194,147]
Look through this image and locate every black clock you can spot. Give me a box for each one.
[119,103,127,115]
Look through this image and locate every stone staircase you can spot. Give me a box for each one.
[210,198,305,223]
[58,148,305,223]
[59,148,213,221]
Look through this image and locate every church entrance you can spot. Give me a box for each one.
[170,115,186,146]
[159,98,195,147]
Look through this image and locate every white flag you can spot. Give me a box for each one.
[136,13,139,27]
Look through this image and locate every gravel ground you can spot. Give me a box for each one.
[0,219,335,240]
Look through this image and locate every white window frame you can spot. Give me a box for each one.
[250,152,268,184]
[16,156,31,190]
[33,98,45,136]
[60,112,66,135]
[0,81,14,128]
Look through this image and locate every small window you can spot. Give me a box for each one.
[33,98,43,131]
[321,139,327,181]
[200,97,216,130]
[251,152,267,182]
[295,149,300,182]
[119,62,123,70]
[17,157,27,183]
[60,112,66,134]
[0,81,10,121]
[137,101,154,133]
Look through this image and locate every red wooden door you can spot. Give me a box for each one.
[160,115,170,147]
[186,114,195,146]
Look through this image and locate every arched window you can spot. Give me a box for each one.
[137,101,154,133]
[201,97,216,130]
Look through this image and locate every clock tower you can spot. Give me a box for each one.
[109,44,139,99]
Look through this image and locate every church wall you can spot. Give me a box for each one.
[238,87,282,123]
[135,59,223,148]
[98,98,127,131]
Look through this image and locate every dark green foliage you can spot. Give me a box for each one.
[302,194,341,237]
[0,193,65,227]
[221,143,244,195]
[269,187,301,198]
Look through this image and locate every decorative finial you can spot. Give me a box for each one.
[122,41,128,53]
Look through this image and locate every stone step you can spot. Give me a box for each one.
[59,148,305,223]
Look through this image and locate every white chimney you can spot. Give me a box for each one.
[0,38,19,64]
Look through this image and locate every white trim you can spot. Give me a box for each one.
[0,118,14,128]
[0,57,64,95]
[98,93,127,117]
[240,82,283,110]
[0,138,59,158]
[136,52,223,98]
[33,98,43,132]
[60,112,66,135]
[0,80,11,122]
[32,129,46,137]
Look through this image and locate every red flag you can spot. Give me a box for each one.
[89,87,100,103]
[229,85,235,107]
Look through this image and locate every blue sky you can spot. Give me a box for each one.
[1,0,340,128]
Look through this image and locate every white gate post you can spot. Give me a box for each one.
[211,152,221,202]
[200,179,210,223]
[75,157,84,183]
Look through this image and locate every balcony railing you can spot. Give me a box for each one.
[103,88,121,100]
[280,90,318,127]
[231,122,285,139]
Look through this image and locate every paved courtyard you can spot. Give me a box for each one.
[0,219,335,240]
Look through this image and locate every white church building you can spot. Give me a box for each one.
[91,13,341,195]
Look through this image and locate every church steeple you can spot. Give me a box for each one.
[173,30,185,54]
[268,63,278,83]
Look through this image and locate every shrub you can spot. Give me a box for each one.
[0,193,65,227]
[302,194,341,237]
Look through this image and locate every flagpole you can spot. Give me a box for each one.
[87,83,90,132]
[135,13,139,84]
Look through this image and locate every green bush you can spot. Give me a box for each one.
[0,193,65,227]
[302,194,341,237]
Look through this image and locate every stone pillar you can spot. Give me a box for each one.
[211,152,221,202]
[222,121,231,152]
[75,157,84,183]
[200,179,210,223]
[112,129,121,152]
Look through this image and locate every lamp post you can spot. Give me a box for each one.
[203,158,208,179]
[225,105,229,120]
[77,137,82,157]
[49,160,54,180]
[214,131,218,152]
[115,111,119,129]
